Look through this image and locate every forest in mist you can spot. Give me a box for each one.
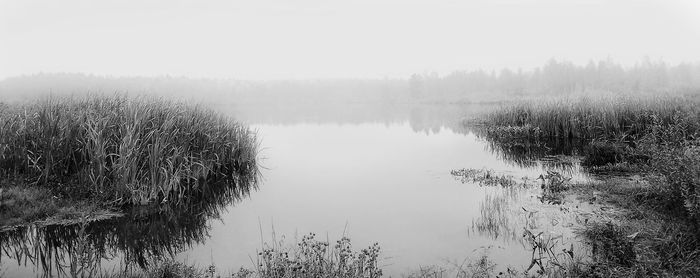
[2,59,699,105]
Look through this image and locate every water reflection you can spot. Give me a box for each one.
[0,102,594,277]
[471,128,588,173]
[220,103,483,136]
[470,188,525,243]
[0,175,258,277]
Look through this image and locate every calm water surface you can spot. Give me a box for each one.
[1,104,589,277]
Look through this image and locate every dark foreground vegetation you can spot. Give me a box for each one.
[0,95,259,225]
[476,94,700,276]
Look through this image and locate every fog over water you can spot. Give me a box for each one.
[2,0,700,80]
[2,0,700,277]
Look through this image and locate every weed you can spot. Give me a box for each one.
[251,232,382,278]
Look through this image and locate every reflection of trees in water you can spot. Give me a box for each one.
[228,103,487,135]
[0,174,258,277]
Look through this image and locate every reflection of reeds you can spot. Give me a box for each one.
[473,193,517,241]
[0,95,259,205]
[469,187,525,244]
[472,128,586,171]
[0,174,257,277]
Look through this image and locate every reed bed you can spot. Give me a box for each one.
[481,94,700,140]
[0,95,258,205]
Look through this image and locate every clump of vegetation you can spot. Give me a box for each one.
[450,168,517,187]
[521,228,580,276]
[143,260,205,278]
[129,233,383,278]
[536,171,571,205]
[637,118,700,223]
[479,124,544,140]
[0,95,258,207]
[244,233,382,278]
[480,95,700,140]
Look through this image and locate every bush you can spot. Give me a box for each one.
[637,112,700,225]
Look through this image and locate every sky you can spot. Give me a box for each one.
[1,0,700,80]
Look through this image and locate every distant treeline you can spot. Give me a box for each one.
[1,59,699,104]
[409,58,700,100]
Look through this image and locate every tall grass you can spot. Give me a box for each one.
[0,95,258,205]
[481,95,700,140]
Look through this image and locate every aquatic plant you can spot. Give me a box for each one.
[535,170,572,205]
[0,95,258,205]
[450,168,518,187]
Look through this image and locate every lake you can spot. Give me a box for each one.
[0,104,590,277]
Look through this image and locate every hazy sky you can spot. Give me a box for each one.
[2,0,700,80]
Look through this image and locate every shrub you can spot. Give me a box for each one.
[635,111,700,224]
[640,138,700,222]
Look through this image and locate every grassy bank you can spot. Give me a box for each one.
[568,178,700,277]
[475,94,700,276]
[0,95,258,224]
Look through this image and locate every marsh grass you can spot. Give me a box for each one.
[0,95,258,206]
[478,94,700,225]
[480,95,700,141]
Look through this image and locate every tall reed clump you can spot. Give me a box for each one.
[481,95,700,140]
[0,95,258,205]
